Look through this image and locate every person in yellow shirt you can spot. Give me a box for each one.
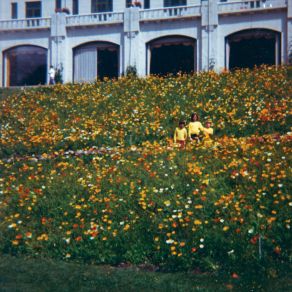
[202,120,214,147]
[188,113,204,143]
[174,121,187,149]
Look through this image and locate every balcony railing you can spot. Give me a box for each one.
[0,17,51,31]
[66,12,124,27]
[218,0,287,14]
[140,5,201,21]
[0,1,288,32]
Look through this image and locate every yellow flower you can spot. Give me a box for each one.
[194,219,202,225]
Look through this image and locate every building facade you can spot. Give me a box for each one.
[0,0,291,86]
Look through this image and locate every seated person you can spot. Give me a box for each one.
[202,120,214,146]
[174,121,187,149]
[188,113,204,143]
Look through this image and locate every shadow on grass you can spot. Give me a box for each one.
[0,255,292,292]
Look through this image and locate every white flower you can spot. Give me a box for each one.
[248,227,254,234]
[227,250,234,255]
[119,221,125,225]
[199,244,204,248]
[278,184,283,188]
[200,238,204,242]
[166,239,174,244]
[220,219,224,223]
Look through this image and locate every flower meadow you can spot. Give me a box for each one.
[0,66,291,273]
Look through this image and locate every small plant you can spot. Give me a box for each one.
[55,7,70,14]
[126,65,137,77]
[134,1,142,8]
[55,64,64,84]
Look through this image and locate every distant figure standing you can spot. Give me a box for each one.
[49,66,56,85]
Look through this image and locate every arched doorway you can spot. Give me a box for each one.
[225,29,281,70]
[147,36,197,76]
[73,42,119,83]
[3,45,47,86]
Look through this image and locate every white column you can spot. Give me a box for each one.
[0,0,9,20]
[114,0,125,11]
[79,0,91,14]
[200,0,218,71]
[50,13,67,82]
[275,33,280,66]
[123,7,141,74]
[201,27,209,70]
[42,1,55,17]
[18,0,25,19]
[225,39,230,70]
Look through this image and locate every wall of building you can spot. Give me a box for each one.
[0,0,290,86]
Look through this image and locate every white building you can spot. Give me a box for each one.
[0,0,291,86]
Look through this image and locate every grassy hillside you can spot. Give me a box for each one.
[0,66,291,276]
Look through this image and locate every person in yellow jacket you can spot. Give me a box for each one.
[174,121,187,149]
[202,120,214,147]
[188,113,204,143]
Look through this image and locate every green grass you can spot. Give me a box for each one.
[0,255,291,291]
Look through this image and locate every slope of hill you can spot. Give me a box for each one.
[0,66,291,274]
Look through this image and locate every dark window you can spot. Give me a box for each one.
[126,0,132,8]
[26,2,41,18]
[55,0,62,9]
[98,48,119,79]
[73,0,79,14]
[91,0,113,13]
[144,0,150,9]
[164,0,186,7]
[11,3,18,19]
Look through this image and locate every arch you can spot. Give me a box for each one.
[225,28,281,70]
[73,41,119,82]
[3,45,48,87]
[146,35,197,75]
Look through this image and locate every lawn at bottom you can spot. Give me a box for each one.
[0,255,291,292]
